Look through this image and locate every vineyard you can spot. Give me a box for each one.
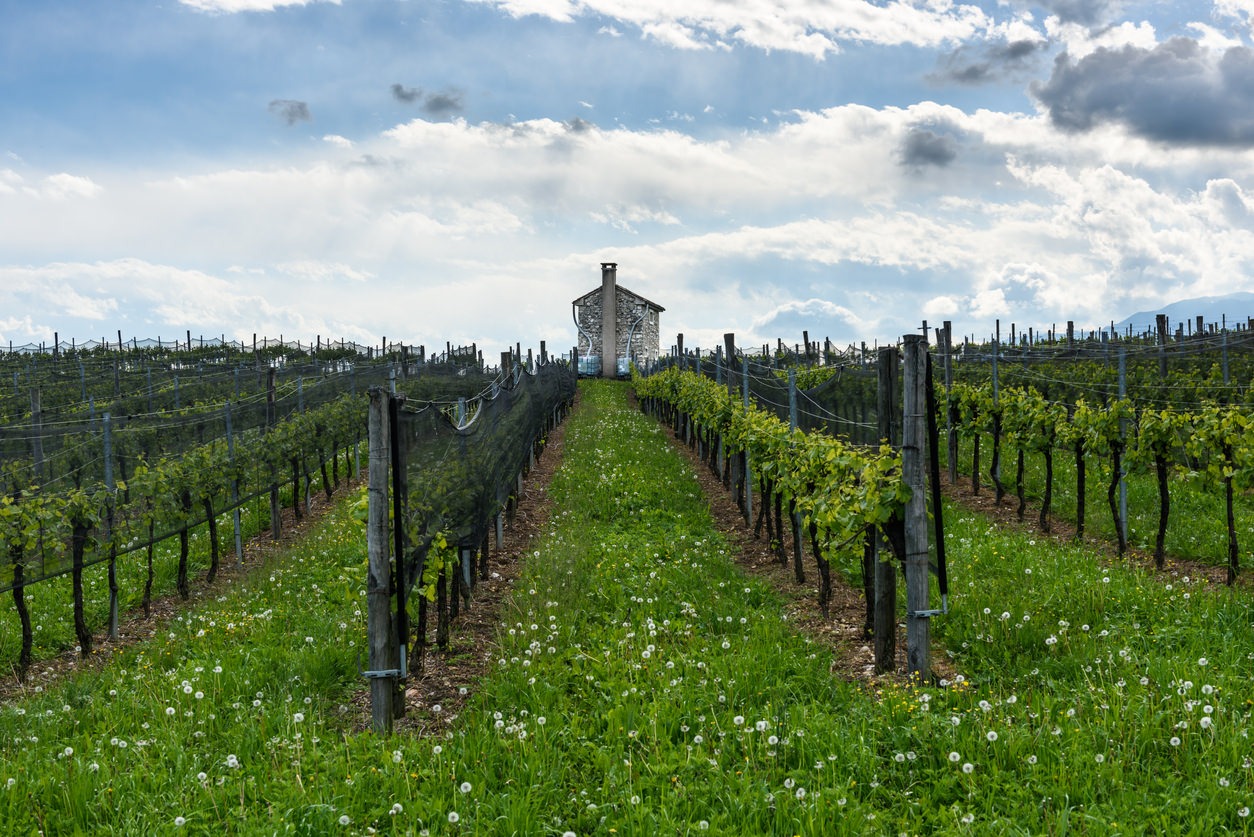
[0,336,564,682]
[0,318,1253,834]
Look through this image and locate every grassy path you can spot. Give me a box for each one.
[2,380,1253,834]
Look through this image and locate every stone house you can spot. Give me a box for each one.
[571,263,664,377]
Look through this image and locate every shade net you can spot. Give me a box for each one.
[391,360,577,602]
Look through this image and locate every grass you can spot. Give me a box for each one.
[945,432,1254,569]
[0,450,362,674]
[0,380,1252,834]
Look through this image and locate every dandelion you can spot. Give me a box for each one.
[894,753,906,763]
[390,803,403,816]
[537,716,546,726]
[986,731,998,742]
[226,754,240,769]
[949,752,961,763]
[63,747,73,758]
[1169,737,1181,747]
[1239,806,1250,818]
[174,816,186,827]
[630,795,640,805]
[1200,717,1213,730]
[1045,635,1058,646]
[795,787,806,800]
[1026,755,1038,765]
[962,763,975,774]
[1095,754,1105,763]
[293,713,305,723]
[733,715,745,726]
[699,822,710,830]
[338,815,351,826]
[962,814,975,824]
[432,745,443,755]
[166,707,176,716]
[448,812,460,824]
[460,782,472,793]
[1198,657,1208,666]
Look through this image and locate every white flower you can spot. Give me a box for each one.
[460,782,472,793]
[174,816,186,827]
[733,715,745,726]
[948,752,961,763]
[448,812,460,823]
[962,763,974,774]
[390,803,403,816]
[986,731,998,742]
[338,815,350,826]
[293,713,305,723]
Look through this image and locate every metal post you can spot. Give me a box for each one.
[874,348,897,674]
[742,355,752,526]
[104,413,118,640]
[1118,346,1128,545]
[227,402,244,567]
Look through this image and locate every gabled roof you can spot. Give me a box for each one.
[572,284,666,312]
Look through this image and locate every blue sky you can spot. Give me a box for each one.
[3,0,1254,355]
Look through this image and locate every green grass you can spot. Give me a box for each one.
[945,432,1254,569]
[0,449,362,674]
[1,381,1253,834]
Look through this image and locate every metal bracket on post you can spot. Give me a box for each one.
[908,595,949,619]
[359,645,408,680]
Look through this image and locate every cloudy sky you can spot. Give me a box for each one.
[3,1,1254,357]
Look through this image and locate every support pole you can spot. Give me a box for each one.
[366,389,396,733]
[902,335,932,683]
[874,348,897,674]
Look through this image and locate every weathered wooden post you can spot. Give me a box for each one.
[902,335,932,683]
[366,388,396,733]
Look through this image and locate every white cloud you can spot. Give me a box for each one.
[179,0,341,12]
[5,95,1254,350]
[322,134,354,149]
[1044,17,1157,60]
[42,173,102,200]
[470,0,994,56]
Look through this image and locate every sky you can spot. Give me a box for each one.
[3,0,1254,358]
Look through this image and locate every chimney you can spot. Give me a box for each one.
[600,262,617,378]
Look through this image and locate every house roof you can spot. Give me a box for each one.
[572,284,666,312]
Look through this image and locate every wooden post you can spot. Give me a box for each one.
[874,348,897,674]
[366,389,396,733]
[902,335,932,683]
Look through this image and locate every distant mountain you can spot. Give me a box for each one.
[1113,292,1254,336]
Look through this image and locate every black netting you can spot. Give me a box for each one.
[392,360,576,602]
